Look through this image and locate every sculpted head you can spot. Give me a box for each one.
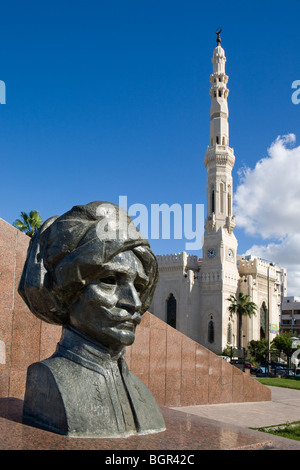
[18,201,158,352]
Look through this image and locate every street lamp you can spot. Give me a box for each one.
[267,263,274,372]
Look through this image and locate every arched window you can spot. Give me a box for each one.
[166,294,176,329]
[211,188,215,214]
[220,182,224,213]
[216,136,219,144]
[208,316,214,343]
[222,136,226,145]
[218,89,222,97]
[260,302,267,340]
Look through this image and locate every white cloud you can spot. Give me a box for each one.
[234,134,300,295]
[234,134,300,238]
[244,235,300,295]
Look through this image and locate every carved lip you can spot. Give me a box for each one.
[116,321,136,331]
[102,307,141,325]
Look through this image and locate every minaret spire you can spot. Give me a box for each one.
[204,31,236,234]
[209,30,229,147]
[216,27,222,45]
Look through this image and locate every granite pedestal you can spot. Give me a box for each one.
[0,398,275,451]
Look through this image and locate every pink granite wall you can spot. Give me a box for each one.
[0,218,61,399]
[0,218,271,404]
[126,313,271,406]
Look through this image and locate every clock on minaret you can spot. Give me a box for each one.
[207,248,216,258]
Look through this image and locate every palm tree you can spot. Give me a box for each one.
[13,210,43,237]
[227,292,257,349]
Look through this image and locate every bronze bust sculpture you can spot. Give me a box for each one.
[19,201,165,437]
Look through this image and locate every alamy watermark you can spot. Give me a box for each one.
[291,80,300,104]
[96,196,204,251]
[0,80,5,104]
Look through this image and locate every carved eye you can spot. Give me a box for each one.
[100,276,117,285]
[134,282,145,293]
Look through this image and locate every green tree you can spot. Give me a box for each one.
[227,292,257,348]
[248,339,268,364]
[13,210,43,237]
[271,332,293,358]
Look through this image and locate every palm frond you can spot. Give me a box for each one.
[13,210,43,237]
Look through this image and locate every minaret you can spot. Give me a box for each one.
[199,30,239,354]
[204,29,236,239]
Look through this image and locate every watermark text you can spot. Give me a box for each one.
[291,80,300,104]
[96,196,204,251]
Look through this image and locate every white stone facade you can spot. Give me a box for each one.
[150,251,286,354]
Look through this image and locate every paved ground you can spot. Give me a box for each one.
[172,386,300,450]
[173,386,300,428]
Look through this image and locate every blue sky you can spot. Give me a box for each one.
[0,0,299,291]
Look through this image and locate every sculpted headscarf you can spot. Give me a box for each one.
[18,201,158,325]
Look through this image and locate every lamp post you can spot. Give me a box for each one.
[267,262,276,373]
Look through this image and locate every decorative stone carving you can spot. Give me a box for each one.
[204,213,216,232]
[225,215,236,234]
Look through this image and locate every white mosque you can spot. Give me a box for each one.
[150,31,287,355]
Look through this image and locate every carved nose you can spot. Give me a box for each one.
[117,283,142,313]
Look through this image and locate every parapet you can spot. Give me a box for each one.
[238,256,277,280]
[157,252,199,271]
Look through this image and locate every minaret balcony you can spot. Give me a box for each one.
[204,145,235,169]
[209,87,228,98]
[210,73,228,86]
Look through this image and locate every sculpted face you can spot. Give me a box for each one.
[68,250,149,351]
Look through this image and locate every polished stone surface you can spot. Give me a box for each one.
[0,218,61,399]
[0,398,277,450]
[126,313,271,406]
